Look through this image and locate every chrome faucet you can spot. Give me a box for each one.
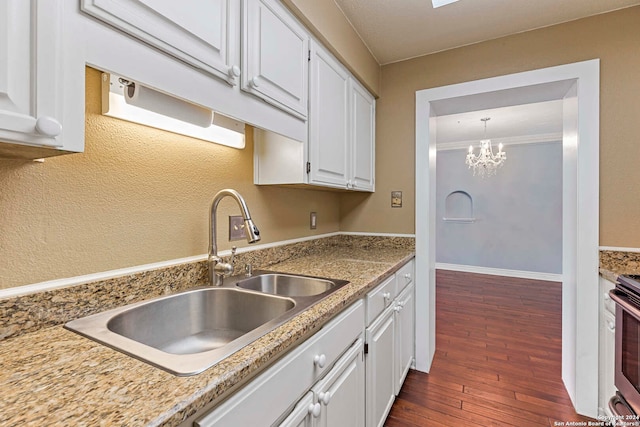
[208,189,261,286]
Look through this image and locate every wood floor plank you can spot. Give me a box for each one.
[384,270,595,427]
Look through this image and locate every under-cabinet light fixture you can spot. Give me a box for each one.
[432,0,459,8]
[101,73,245,149]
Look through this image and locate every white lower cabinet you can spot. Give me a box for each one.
[365,305,396,427]
[598,276,617,418]
[278,392,316,427]
[278,339,364,427]
[192,258,416,427]
[395,282,415,395]
[365,259,415,427]
[278,338,364,427]
[310,338,365,427]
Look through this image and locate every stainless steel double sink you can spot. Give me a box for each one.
[64,271,349,376]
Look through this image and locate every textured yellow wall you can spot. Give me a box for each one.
[281,0,380,96]
[0,67,340,289]
[341,6,640,247]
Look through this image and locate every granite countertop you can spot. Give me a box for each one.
[0,241,414,426]
[599,250,640,283]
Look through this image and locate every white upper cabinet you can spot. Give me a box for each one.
[307,41,375,192]
[253,51,377,193]
[81,0,240,86]
[350,79,376,192]
[242,0,309,119]
[308,42,350,188]
[0,0,82,158]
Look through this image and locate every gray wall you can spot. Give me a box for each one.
[436,142,562,274]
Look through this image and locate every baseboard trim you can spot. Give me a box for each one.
[0,232,414,299]
[436,263,563,282]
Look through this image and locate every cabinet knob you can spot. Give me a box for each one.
[228,65,241,78]
[394,306,401,313]
[35,116,62,137]
[382,292,391,301]
[603,292,611,301]
[308,403,321,417]
[319,391,331,405]
[313,353,327,368]
[250,76,260,88]
[404,273,411,280]
[607,321,615,331]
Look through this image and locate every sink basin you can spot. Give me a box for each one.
[64,271,349,376]
[236,273,341,297]
[107,288,295,355]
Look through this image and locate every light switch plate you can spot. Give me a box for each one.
[391,191,403,208]
[229,215,246,241]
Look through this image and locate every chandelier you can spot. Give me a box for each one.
[465,117,506,177]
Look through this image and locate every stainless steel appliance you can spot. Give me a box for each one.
[609,274,640,418]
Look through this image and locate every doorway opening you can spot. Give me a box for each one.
[415,60,600,417]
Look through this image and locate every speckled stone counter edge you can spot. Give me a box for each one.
[0,235,414,341]
[599,250,640,283]
[0,235,415,427]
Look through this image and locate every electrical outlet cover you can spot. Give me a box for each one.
[310,212,317,229]
[229,215,246,241]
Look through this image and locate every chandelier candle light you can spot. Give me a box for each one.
[465,117,506,177]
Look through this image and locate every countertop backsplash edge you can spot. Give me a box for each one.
[0,234,415,341]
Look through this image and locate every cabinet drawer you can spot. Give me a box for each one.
[195,300,364,427]
[396,260,415,294]
[366,275,396,326]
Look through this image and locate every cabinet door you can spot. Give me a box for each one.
[349,79,375,192]
[0,0,64,149]
[81,0,239,85]
[194,302,364,427]
[366,306,395,427]
[308,41,350,189]
[243,0,309,118]
[313,338,365,427]
[278,392,316,427]
[395,283,415,395]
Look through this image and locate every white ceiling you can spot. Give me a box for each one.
[436,100,563,149]
[333,0,640,64]
[433,80,572,148]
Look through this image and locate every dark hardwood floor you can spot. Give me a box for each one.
[385,270,596,427]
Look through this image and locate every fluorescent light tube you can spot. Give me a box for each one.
[101,73,245,149]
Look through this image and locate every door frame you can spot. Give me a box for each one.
[414,59,600,416]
